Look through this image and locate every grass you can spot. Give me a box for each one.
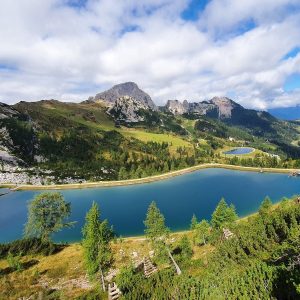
[0,244,88,299]
[179,118,197,135]
[120,128,193,154]
[0,230,212,299]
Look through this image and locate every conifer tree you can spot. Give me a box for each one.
[82,202,114,289]
[211,198,238,229]
[259,196,272,217]
[144,201,169,242]
[190,214,198,230]
[179,235,193,261]
[25,192,73,242]
[195,220,210,245]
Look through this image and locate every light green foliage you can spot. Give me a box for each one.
[6,252,23,272]
[194,220,210,245]
[259,196,272,217]
[144,201,169,242]
[190,214,198,230]
[144,201,170,263]
[25,192,73,242]
[211,198,238,229]
[82,202,114,278]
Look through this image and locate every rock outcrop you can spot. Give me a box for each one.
[209,97,241,119]
[88,82,157,110]
[107,96,149,123]
[0,102,21,119]
[165,100,189,115]
[164,97,240,119]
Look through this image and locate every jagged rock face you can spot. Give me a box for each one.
[165,100,188,115]
[209,97,241,119]
[89,82,157,111]
[0,102,20,119]
[107,96,149,123]
[165,99,218,117]
[164,97,240,119]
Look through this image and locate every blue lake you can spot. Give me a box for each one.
[224,147,254,155]
[0,168,299,243]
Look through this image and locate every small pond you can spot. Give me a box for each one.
[224,147,254,155]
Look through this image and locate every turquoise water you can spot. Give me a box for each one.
[224,147,254,155]
[0,168,299,243]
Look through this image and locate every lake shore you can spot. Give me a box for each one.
[3,163,299,191]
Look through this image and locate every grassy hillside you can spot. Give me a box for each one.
[1,196,299,299]
[0,99,299,184]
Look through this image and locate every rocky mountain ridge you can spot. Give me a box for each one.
[107,96,150,123]
[165,97,241,119]
[88,82,157,111]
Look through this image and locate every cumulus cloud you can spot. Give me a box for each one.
[0,0,300,109]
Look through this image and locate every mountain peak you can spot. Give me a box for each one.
[209,97,241,118]
[89,82,157,110]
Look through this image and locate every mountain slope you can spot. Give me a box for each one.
[0,83,300,184]
[88,82,157,110]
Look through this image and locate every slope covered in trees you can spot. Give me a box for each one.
[0,193,299,299]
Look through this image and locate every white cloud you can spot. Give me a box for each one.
[0,0,300,109]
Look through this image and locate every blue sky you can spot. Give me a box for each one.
[181,0,210,21]
[284,74,300,92]
[0,0,300,109]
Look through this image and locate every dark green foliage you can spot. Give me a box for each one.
[0,118,36,162]
[119,198,300,299]
[0,238,61,258]
[200,197,300,299]
[178,235,193,262]
[116,268,201,300]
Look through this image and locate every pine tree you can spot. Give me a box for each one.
[190,214,198,230]
[118,167,127,180]
[82,202,114,289]
[195,220,210,245]
[179,235,193,261]
[211,198,238,229]
[144,201,169,242]
[259,196,272,217]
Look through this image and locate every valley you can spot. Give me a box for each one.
[1,82,300,186]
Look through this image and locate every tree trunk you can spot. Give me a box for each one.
[167,249,182,275]
[99,265,106,291]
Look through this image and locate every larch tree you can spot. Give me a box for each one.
[190,214,198,230]
[144,201,182,274]
[82,202,114,290]
[144,201,169,242]
[211,198,238,229]
[195,219,210,245]
[179,235,193,261]
[259,196,272,217]
[25,192,73,242]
